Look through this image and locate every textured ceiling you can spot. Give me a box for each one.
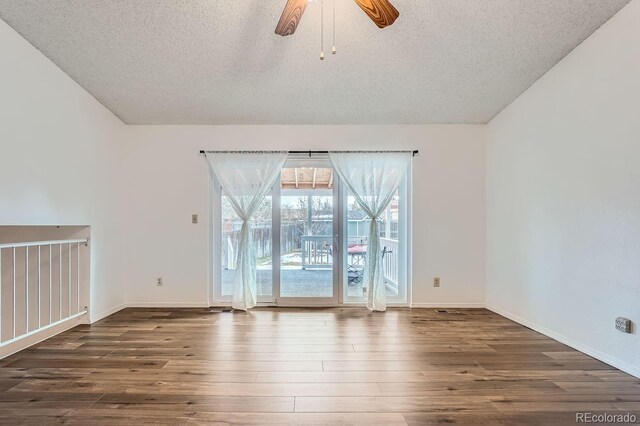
[0,0,631,124]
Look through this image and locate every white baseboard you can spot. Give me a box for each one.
[127,302,210,308]
[486,304,640,379]
[90,302,128,323]
[410,302,485,308]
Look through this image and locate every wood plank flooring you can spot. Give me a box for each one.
[0,308,638,425]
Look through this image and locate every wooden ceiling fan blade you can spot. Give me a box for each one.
[353,0,399,28]
[275,0,308,36]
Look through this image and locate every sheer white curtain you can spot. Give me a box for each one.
[329,152,411,311]
[207,152,287,311]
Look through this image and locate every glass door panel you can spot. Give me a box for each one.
[276,165,338,304]
[280,191,334,297]
[343,182,407,304]
[221,194,273,300]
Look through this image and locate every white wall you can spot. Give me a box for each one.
[124,125,486,307]
[486,0,640,377]
[1,12,487,321]
[0,19,128,323]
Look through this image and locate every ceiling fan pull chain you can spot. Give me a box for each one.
[332,0,336,55]
[320,0,325,60]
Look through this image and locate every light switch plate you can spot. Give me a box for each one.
[615,317,632,333]
[192,214,198,224]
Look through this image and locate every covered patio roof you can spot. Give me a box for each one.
[281,167,333,190]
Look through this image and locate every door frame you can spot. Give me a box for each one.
[209,160,412,308]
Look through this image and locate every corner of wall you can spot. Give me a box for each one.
[486,304,640,379]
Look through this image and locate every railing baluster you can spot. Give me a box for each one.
[59,244,62,321]
[68,243,71,318]
[77,242,80,314]
[12,247,16,339]
[49,244,52,325]
[0,248,2,342]
[38,245,41,329]
[26,247,29,333]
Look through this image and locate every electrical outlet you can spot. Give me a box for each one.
[192,214,198,224]
[433,277,440,287]
[157,277,163,287]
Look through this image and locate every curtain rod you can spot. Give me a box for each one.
[199,150,419,156]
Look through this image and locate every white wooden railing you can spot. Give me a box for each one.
[0,239,88,348]
[299,235,398,289]
[301,235,333,269]
[381,238,399,289]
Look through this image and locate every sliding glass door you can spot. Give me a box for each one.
[218,192,274,303]
[275,167,339,305]
[342,180,409,304]
[212,157,409,306]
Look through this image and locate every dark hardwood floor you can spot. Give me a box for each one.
[0,308,638,425]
